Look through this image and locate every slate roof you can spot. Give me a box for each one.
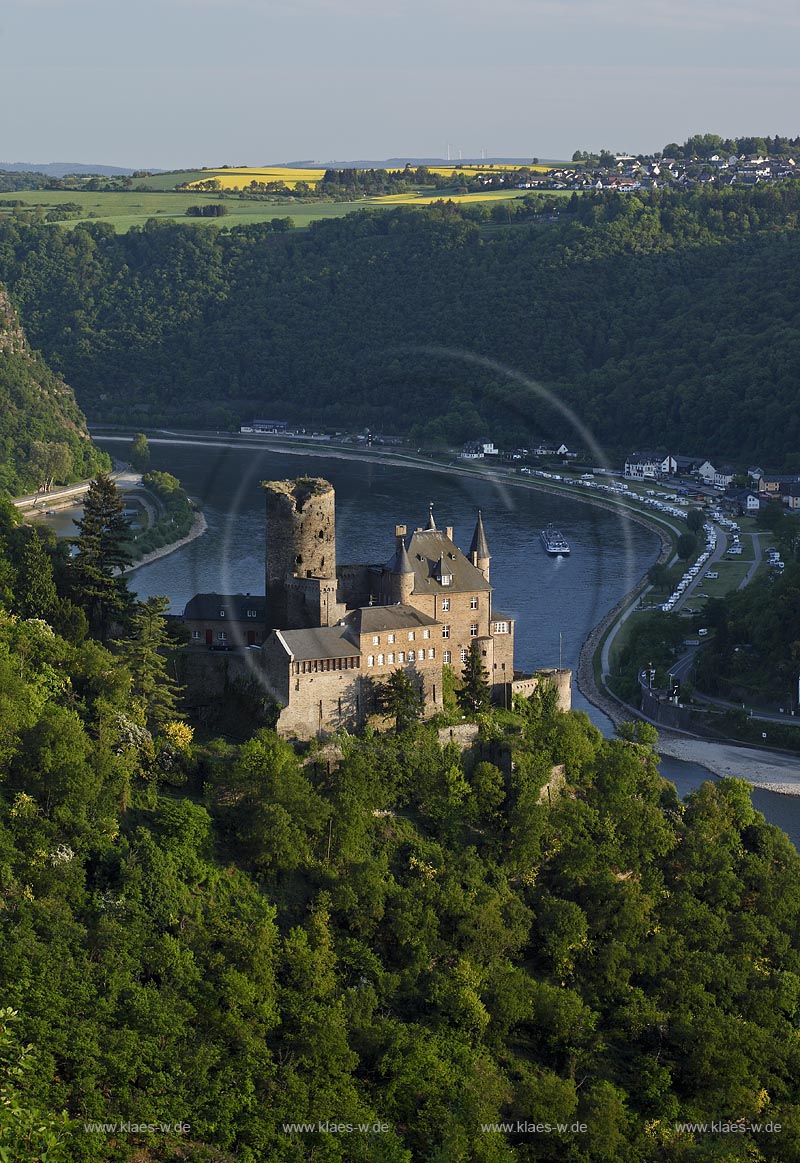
[272,604,439,661]
[468,511,490,559]
[403,529,490,594]
[184,593,266,621]
[345,605,439,636]
[274,626,359,661]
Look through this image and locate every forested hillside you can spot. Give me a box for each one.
[2,492,800,1160]
[0,184,799,462]
[0,286,108,493]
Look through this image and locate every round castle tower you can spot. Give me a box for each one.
[263,477,340,629]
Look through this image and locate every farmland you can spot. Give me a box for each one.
[0,184,541,233]
[168,162,552,191]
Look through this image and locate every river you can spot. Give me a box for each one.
[87,436,800,848]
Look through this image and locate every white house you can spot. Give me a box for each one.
[624,451,673,479]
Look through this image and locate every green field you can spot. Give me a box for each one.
[0,186,539,233]
[695,559,754,598]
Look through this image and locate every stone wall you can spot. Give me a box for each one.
[511,668,572,713]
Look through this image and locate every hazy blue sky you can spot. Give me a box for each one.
[3,0,798,167]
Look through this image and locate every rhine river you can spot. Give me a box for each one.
[88,437,800,848]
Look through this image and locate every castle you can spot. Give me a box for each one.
[183,475,571,738]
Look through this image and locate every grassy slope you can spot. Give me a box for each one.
[0,187,536,233]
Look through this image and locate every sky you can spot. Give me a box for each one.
[2,0,799,169]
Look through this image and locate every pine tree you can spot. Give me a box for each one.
[115,596,183,731]
[376,668,424,731]
[70,473,132,638]
[15,530,57,620]
[458,640,491,715]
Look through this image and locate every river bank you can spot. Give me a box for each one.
[123,507,207,574]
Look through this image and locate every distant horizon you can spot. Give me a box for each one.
[3,138,797,182]
[4,0,798,171]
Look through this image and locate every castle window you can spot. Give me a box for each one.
[470,596,478,610]
[408,631,415,641]
[493,621,509,633]
[470,623,478,637]
[423,629,430,639]
[247,609,258,618]
[460,648,469,663]
[388,633,395,644]
[441,597,450,611]
[191,630,201,640]
[372,636,380,645]
[428,648,435,659]
[378,653,385,665]
[407,650,415,662]
[398,651,405,663]
[441,574,452,586]
[388,652,395,664]
[443,650,451,664]
[367,655,374,667]
[217,631,227,641]
[219,609,226,618]
[442,625,450,639]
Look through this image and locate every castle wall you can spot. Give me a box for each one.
[511,668,572,713]
[275,670,373,740]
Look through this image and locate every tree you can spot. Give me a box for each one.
[376,669,424,731]
[130,432,150,472]
[647,563,672,591]
[686,508,704,533]
[14,530,57,620]
[458,641,491,715]
[70,473,132,638]
[27,441,72,493]
[115,595,183,732]
[676,532,698,561]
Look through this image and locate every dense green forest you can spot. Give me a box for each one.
[0,286,108,493]
[2,483,800,1160]
[1,185,800,462]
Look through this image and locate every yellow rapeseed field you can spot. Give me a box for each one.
[187,168,323,190]
[375,191,528,205]
[187,162,550,191]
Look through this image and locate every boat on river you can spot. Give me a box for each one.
[541,524,570,556]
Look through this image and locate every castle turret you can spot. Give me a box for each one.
[424,503,437,531]
[469,510,491,581]
[387,524,415,604]
[263,477,343,629]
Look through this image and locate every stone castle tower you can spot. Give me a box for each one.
[263,477,344,629]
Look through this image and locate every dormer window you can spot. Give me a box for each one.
[441,573,452,586]
[247,609,258,618]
